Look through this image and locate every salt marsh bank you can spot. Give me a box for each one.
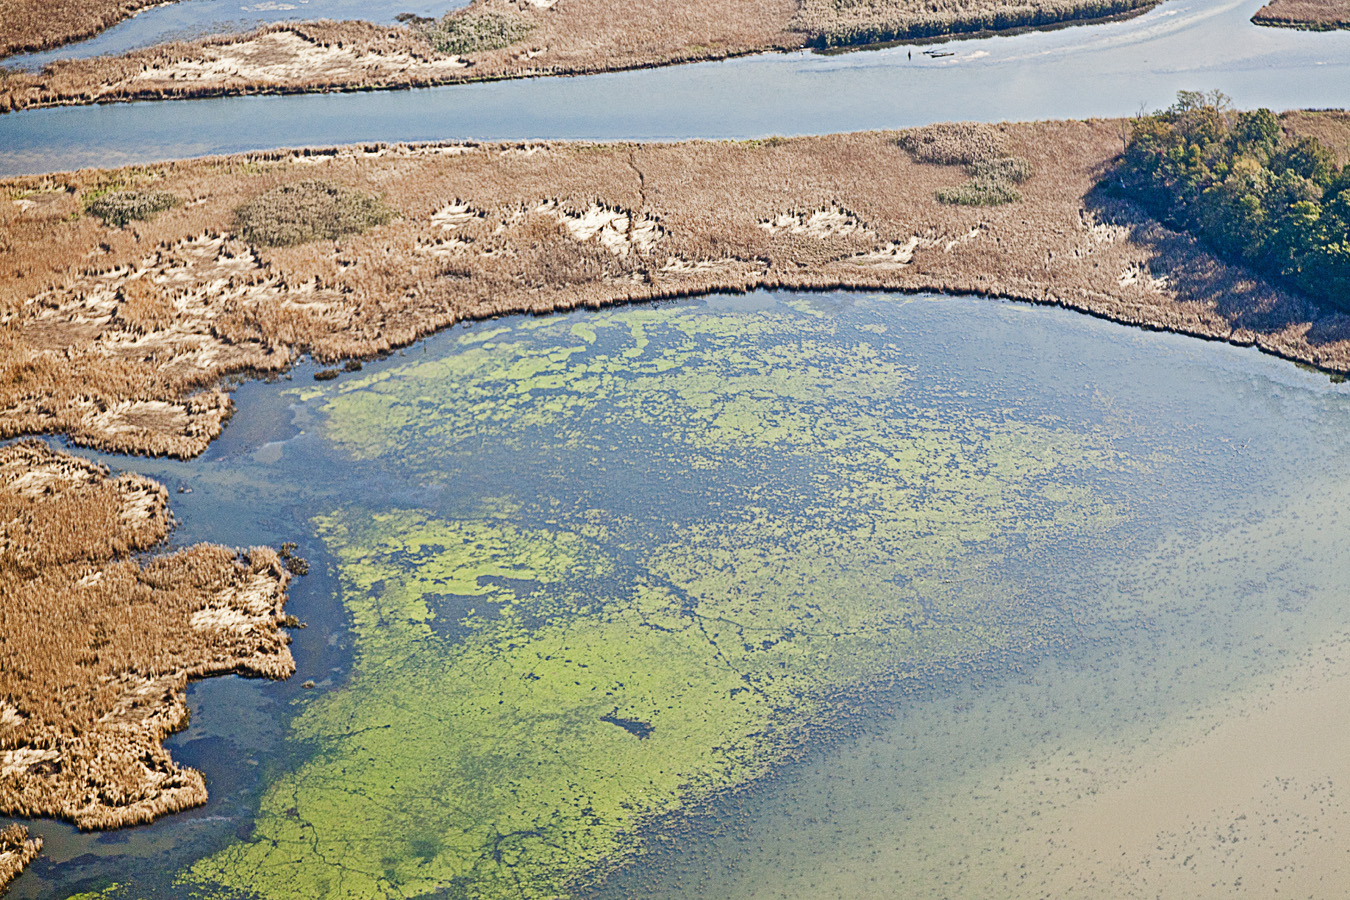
[3,0,1350,175]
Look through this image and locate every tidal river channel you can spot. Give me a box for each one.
[15,291,1350,899]
[2,0,1350,174]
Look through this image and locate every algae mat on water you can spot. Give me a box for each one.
[175,295,1147,900]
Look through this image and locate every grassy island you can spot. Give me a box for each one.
[1253,0,1350,29]
[1,0,1164,114]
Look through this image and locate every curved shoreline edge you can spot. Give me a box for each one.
[1,114,1348,887]
[1252,0,1350,29]
[1,0,1169,115]
[0,0,173,59]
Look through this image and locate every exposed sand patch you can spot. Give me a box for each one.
[430,201,484,232]
[1036,634,1350,898]
[661,256,764,276]
[844,237,920,268]
[128,30,467,88]
[537,201,665,257]
[760,206,874,240]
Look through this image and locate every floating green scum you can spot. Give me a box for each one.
[163,295,1142,900]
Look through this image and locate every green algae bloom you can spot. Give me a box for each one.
[184,296,1144,900]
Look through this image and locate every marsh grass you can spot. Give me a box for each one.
[899,123,1033,205]
[0,824,40,890]
[4,122,1350,466]
[415,8,534,55]
[0,439,294,832]
[0,0,171,57]
[1252,0,1350,28]
[791,0,1157,46]
[85,188,179,227]
[0,0,806,114]
[234,180,393,247]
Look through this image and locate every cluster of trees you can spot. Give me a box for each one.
[1113,90,1350,308]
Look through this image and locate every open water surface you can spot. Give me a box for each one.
[2,0,1350,174]
[3,0,468,70]
[9,291,1350,899]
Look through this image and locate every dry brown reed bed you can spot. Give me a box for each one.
[0,0,805,114]
[0,823,40,890]
[0,438,293,833]
[1281,110,1350,164]
[791,0,1157,47]
[1253,0,1350,28]
[6,118,1350,465]
[0,0,177,59]
[0,0,1159,114]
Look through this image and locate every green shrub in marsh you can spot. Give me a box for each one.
[1110,90,1350,310]
[971,155,1033,184]
[898,121,1005,165]
[233,180,393,247]
[85,189,179,227]
[416,9,534,56]
[900,124,1032,206]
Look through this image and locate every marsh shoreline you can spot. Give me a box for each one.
[3,116,1349,887]
[1,0,1171,116]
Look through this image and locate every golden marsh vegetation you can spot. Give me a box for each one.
[5,120,1350,462]
[2,0,1178,113]
[0,439,293,840]
[1253,0,1350,28]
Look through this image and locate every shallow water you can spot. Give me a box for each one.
[3,0,468,70]
[2,0,1350,175]
[11,291,1350,899]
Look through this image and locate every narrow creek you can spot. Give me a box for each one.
[11,290,1350,899]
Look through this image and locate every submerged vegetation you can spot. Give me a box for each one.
[233,179,394,247]
[180,301,1138,900]
[1112,91,1350,310]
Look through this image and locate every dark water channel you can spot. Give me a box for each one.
[3,0,1350,175]
[10,291,1350,899]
